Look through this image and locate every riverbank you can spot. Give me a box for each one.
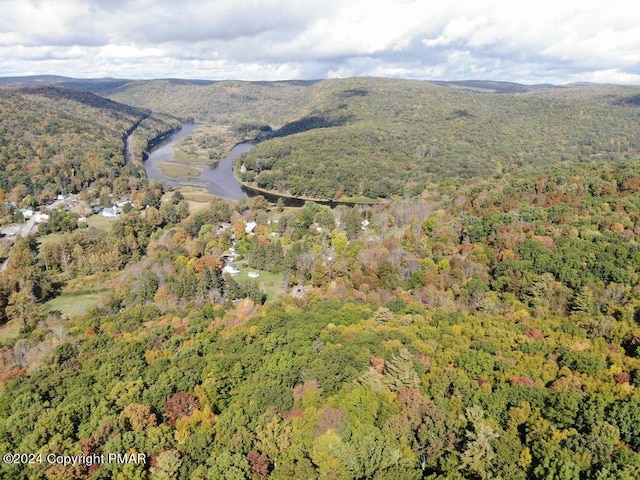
[155,162,204,179]
[141,122,388,207]
[236,179,387,207]
[124,114,183,171]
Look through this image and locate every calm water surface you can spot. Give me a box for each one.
[144,124,251,200]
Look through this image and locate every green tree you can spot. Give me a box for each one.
[461,406,499,480]
[6,290,37,327]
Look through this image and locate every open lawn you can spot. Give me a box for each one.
[239,269,285,302]
[162,187,218,213]
[177,186,218,203]
[37,232,66,245]
[43,292,105,317]
[84,214,118,233]
[37,219,113,245]
[157,162,203,179]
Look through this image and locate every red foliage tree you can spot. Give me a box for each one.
[162,392,200,426]
[247,450,271,477]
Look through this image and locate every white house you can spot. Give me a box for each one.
[245,221,257,234]
[33,213,49,223]
[19,208,34,219]
[223,264,240,276]
[101,206,119,218]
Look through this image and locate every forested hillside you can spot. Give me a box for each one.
[103,77,640,202]
[0,160,640,478]
[238,79,640,201]
[0,86,178,206]
[0,77,640,479]
[106,79,318,126]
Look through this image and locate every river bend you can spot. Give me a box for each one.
[144,124,251,200]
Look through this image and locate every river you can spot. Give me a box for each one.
[143,124,373,207]
[144,123,252,200]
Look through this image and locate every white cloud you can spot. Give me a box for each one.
[0,0,639,84]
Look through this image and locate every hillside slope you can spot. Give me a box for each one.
[0,85,177,202]
[102,77,640,201]
[106,79,318,126]
[239,78,640,200]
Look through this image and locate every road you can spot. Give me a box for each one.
[0,209,48,272]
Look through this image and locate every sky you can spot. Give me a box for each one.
[1,0,639,85]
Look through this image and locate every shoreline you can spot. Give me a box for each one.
[231,153,387,207]
[140,123,388,207]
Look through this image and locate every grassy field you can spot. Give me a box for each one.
[238,269,285,302]
[161,187,218,213]
[84,214,118,233]
[37,215,116,244]
[172,149,213,165]
[37,232,66,245]
[42,292,105,317]
[156,162,203,179]
[177,186,218,203]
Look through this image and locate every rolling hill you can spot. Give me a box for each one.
[99,77,640,201]
[0,85,178,203]
[238,78,640,200]
[105,78,318,125]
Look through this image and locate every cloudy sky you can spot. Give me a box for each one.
[1,0,639,84]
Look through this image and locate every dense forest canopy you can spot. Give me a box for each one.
[0,76,639,479]
[103,77,640,202]
[106,79,319,125]
[0,85,179,206]
[237,79,640,201]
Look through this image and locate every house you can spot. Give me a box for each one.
[33,213,49,223]
[223,264,240,276]
[19,208,34,219]
[101,205,119,218]
[245,221,257,234]
[216,222,232,234]
[291,285,305,298]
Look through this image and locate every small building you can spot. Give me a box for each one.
[101,206,119,218]
[33,213,49,223]
[291,285,305,298]
[19,208,34,219]
[245,221,257,234]
[223,264,240,276]
[248,271,260,278]
[216,223,232,234]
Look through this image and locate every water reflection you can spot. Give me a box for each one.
[144,124,251,200]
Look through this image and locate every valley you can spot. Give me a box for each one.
[0,76,639,479]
